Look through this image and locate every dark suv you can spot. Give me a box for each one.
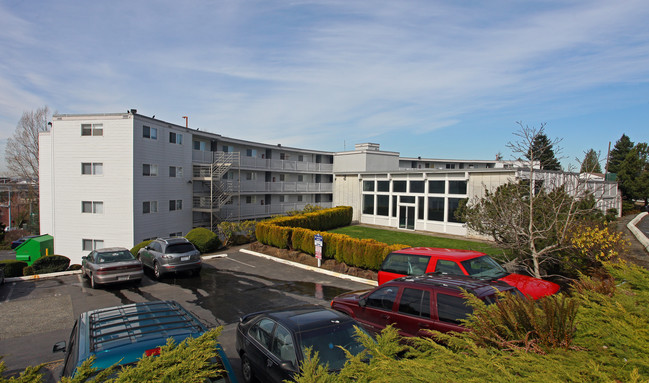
[137,237,201,279]
[53,300,236,380]
[331,274,522,337]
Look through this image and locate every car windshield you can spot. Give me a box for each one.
[96,251,136,263]
[460,255,508,279]
[297,322,367,371]
[165,243,196,254]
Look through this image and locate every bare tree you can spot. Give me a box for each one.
[462,122,605,278]
[5,106,51,184]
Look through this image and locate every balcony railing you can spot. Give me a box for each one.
[193,150,333,172]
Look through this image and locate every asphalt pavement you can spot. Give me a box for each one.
[0,247,373,382]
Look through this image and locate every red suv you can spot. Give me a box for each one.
[331,274,521,337]
[378,247,559,300]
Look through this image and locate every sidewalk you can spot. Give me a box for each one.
[617,213,649,269]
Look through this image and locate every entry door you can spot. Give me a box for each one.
[399,205,415,230]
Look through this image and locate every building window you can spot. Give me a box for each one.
[392,195,397,217]
[445,163,456,169]
[143,201,158,214]
[377,181,390,192]
[297,195,303,202]
[169,166,183,178]
[246,172,257,181]
[418,197,425,219]
[377,195,389,216]
[279,195,285,203]
[297,175,303,182]
[280,153,287,160]
[169,132,183,144]
[363,181,374,192]
[143,126,157,139]
[363,194,374,215]
[81,124,103,136]
[448,181,467,195]
[279,174,285,182]
[169,232,183,238]
[193,140,207,151]
[82,239,104,251]
[246,149,257,157]
[410,181,425,193]
[448,198,464,223]
[222,145,234,152]
[429,180,445,194]
[143,164,158,176]
[393,181,407,193]
[428,197,444,222]
[81,162,103,175]
[81,201,103,214]
[169,200,182,211]
[298,155,304,161]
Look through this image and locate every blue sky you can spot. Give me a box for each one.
[1,0,648,174]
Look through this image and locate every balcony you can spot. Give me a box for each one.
[193,150,333,173]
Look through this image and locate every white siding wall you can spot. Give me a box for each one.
[133,119,194,243]
[38,132,53,236]
[333,175,361,220]
[45,115,135,264]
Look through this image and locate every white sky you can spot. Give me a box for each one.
[1,0,648,174]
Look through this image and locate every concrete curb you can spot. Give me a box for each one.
[627,212,649,253]
[5,269,82,283]
[240,249,378,287]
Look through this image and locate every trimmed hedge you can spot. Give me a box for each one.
[186,228,222,254]
[131,239,154,257]
[32,255,70,274]
[0,260,28,277]
[256,206,409,270]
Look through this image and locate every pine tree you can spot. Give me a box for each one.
[526,133,561,170]
[607,134,634,174]
[580,149,602,173]
[617,143,649,204]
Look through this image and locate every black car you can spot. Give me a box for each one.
[11,235,40,249]
[235,306,368,383]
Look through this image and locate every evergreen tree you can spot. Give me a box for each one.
[617,143,649,205]
[607,134,634,174]
[580,149,602,173]
[526,133,561,170]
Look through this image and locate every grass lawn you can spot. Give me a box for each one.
[329,225,506,257]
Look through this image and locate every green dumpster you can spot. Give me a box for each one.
[16,235,55,266]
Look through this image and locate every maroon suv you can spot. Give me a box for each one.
[331,274,521,338]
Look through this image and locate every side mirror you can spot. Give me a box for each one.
[53,341,66,353]
[359,297,367,307]
[279,361,298,373]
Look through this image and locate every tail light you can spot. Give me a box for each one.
[96,264,142,275]
[145,347,161,356]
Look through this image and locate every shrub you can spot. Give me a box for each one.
[131,240,153,257]
[32,255,71,274]
[186,228,222,254]
[217,221,256,247]
[68,264,83,271]
[0,260,28,277]
[23,266,34,276]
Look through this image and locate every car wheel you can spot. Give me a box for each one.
[90,274,97,289]
[241,354,256,383]
[153,262,162,279]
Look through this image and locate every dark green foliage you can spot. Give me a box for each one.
[186,228,222,254]
[67,264,83,271]
[617,143,649,205]
[580,148,602,173]
[130,240,153,257]
[217,220,256,247]
[31,255,70,274]
[0,260,28,277]
[607,134,634,174]
[22,266,34,276]
[526,132,561,170]
[0,357,44,383]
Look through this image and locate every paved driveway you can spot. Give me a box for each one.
[0,248,373,382]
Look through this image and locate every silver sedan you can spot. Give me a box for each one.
[81,247,143,288]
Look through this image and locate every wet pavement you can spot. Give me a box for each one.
[0,249,372,382]
[635,214,649,237]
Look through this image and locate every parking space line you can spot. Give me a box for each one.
[225,257,256,268]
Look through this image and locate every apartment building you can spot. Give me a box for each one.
[39,110,333,263]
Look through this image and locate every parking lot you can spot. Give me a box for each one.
[0,248,374,382]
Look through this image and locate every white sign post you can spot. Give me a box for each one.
[314,233,323,267]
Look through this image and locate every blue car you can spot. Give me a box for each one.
[53,300,237,381]
[10,235,40,249]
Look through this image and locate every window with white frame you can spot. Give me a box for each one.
[297,175,304,182]
[169,232,183,238]
[143,201,158,214]
[297,195,303,202]
[193,140,207,151]
[81,124,103,136]
[279,174,285,181]
[279,195,285,203]
[169,132,183,144]
[246,172,256,181]
[298,155,304,161]
[246,196,256,204]
[81,162,103,175]
[169,200,182,211]
[143,164,158,176]
[143,126,158,139]
[246,149,257,157]
[280,153,287,160]
[169,166,183,178]
[222,145,234,152]
[81,201,103,214]
[82,239,104,251]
